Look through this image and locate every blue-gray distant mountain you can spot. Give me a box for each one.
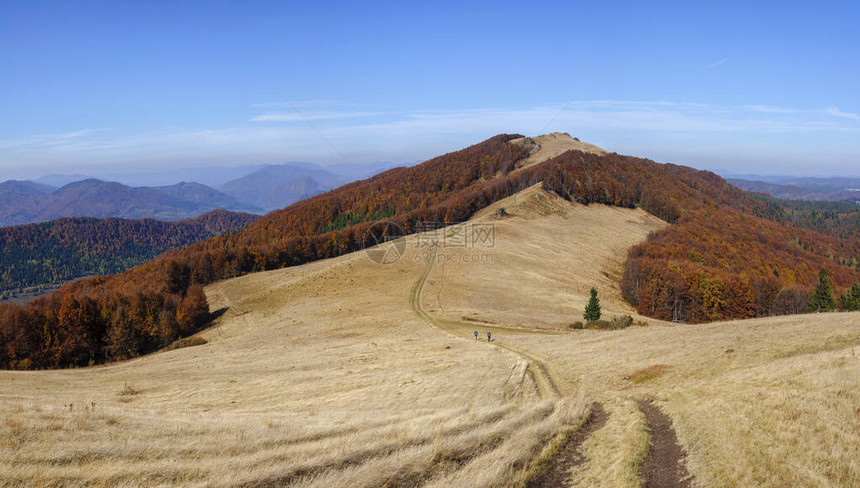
[0,179,262,226]
[0,180,59,225]
[32,174,90,187]
[728,177,860,205]
[153,182,262,213]
[218,164,347,211]
[96,165,268,188]
[6,162,400,225]
[0,180,56,196]
[218,162,402,212]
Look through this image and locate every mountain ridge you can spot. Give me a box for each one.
[2,133,859,369]
[0,178,261,226]
[3,162,399,225]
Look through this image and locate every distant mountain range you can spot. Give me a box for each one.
[727,176,860,205]
[1,161,400,226]
[0,179,260,226]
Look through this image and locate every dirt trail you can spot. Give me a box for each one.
[636,399,694,488]
[526,402,608,488]
[410,249,565,399]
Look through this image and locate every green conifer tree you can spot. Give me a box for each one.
[838,281,860,311]
[807,268,836,313]
[584,287,602,322]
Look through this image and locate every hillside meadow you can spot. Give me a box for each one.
[1,186,858,486]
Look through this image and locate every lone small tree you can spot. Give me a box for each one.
[807,268,836,313]
[584,287,602,322]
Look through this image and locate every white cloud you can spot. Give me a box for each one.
[826,106,860,122]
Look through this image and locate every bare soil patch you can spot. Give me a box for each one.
[636,399,693,488]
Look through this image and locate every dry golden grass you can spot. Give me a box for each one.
[1,183,858,486]
[513,314,860,487]
[629,365,671,384]
[509,132,608,171]
[422,184,666,330]
[566,398,649,488]
[0,190,596,486]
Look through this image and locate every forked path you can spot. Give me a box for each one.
[636,399,695,488]
[410,250,564,399]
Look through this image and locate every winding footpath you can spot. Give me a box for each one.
[409,249,695,487]
[410,249,563,399]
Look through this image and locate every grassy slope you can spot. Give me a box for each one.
[2,190,859,484]
[3,184,857,486]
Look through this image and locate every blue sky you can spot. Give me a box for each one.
[1,0,859,179]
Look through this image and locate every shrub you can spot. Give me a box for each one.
[580,315,633,330]
[162,335,207,352]
[586,320,614,330]
[613,315,633,328]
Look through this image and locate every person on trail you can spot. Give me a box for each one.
[487,331,491,342]
[474,330,478,340]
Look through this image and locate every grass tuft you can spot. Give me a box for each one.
[163,335,208,352]
[117,383,141,396]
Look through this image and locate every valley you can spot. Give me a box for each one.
[0,210,259,300]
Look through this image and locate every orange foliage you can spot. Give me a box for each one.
[3,135,859,369]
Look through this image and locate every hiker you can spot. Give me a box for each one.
[487,331,491,342]
[474,330,478,340]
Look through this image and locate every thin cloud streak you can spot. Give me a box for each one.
[826,106,860,122]
[705,58,728,69]
[3,100,860,177]
[250,111,382,122]
[743,105,809,114]
[0,128,113,150]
